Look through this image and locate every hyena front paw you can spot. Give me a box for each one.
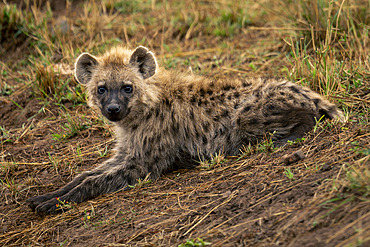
[35,198,65,215]
[26,194,53,211]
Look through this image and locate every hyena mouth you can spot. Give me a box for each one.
[105,113,124,122]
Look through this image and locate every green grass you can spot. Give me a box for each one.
[284,168,295,181]
[178,238,211,247]
[52,112,91,141]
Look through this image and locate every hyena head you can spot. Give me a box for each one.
[75,46,158,122]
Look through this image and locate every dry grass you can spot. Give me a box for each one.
[0,0,369,246]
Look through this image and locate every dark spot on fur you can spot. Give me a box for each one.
[131,124,139,130]
[277,98,287,103]
[189,109,194,120]
[196,131,200,139]
[237,117,241,125]
[174,90,183,100]
[234,102,240,109]
[199,89,205,97]
[210,96,215,101]
[155,135,161,143]
[233,92,240,98]
[289,86,300,94]
[319,109,326,119]
[227,95,232,100]
[190,95,197,103]
[266,104,275,111]
[203,122,210,132]
[249,118,259,125]
[155,108,160,117]
[313,98,320,108]
[263,119,275,126]
[153,156,161,163]
[172,121,179,133]
[163,98,171,106]
[253,90,261,97]
[301,93,310,100]
[202,136,208,144]
[242,81,251,87]
[280,92,286,96]
[143,137,147,147]
[206,90,213,95]
[300,102,305,107]
[242,106,251,113]
[226,134,231,144]
[267,92,276,98]
[188,84,193,91]
[271,111,282,116]
[222,85,235,91]
[221,110,229,118]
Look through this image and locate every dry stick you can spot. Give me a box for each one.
[177,195,197,213]
[353,133,370,140]
[183,190,238,236]
[247,26,326,31]
[10,162,51,165]
[185,9,199,40]
[14,119,34,143]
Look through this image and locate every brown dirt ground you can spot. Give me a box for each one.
[1,95,369,246]
[0,1,369,246]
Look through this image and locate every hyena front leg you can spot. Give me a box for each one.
[33,155,170,214]
[26,153,125,211]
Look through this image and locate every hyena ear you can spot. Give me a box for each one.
[129,46,157,79]
[75,53,99,84]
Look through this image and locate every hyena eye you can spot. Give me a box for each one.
[98,86,107,94]
[123,85,133,94]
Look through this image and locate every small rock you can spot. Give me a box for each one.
[282,149,305,165]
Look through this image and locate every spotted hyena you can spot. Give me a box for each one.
[27,46,344,214]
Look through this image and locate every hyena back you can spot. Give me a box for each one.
[27,46,344,214]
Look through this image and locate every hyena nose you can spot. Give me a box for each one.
[107,104,121,114]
